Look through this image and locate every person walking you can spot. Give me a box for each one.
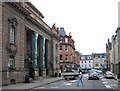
[77,72,84,86]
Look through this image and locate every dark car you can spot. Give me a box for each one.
[88,70,99,80]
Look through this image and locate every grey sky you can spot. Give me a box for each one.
[29,0,119,55]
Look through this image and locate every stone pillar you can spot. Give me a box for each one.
[39,36,46,77]
[117,28,120,79]
[118,1,120,80]
[0,2,2,88]
[47,40,53,76]
[33,32,39,77]
[45,39,49,76]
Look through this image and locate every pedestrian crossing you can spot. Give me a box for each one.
[34,77,118,89]
[101,78,118,89]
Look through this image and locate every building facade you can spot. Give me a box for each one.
[111,34,118,78]
[80,55,93,71]
[75,51,81,69]
[92,53,106,70]
[115,27,120,79]
[1,2,60,85]
[106,39,112,71]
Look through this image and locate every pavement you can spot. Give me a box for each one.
[114,75,120,91]
[1,76,64,90]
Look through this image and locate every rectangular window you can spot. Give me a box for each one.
[10,27,15,44]
[65,46,68,51]
[96,64,98,66]
[65,38,68,43]
[89,64,91,67]
[60,46,62,50]
[82,61,83,63]
[102,55,104,58]
[85,61,86,63]
[8,56,15,69]
[81,56,85,59]
[60,55,62,60]
[65,55,68,61]
[98,55,100,58]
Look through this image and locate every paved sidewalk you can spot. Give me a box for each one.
[2,77,64,90]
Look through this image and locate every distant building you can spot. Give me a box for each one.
[111,34,118,77]
[80,55,93,70]
[75,51,81,70]
[106,39,112,71]
[92,53,106,70]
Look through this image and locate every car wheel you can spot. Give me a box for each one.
[65,78,67,80]
[88,77,91,80]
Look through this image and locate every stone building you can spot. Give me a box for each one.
[75,51,81,69]
[114,27,120,79]
[1,2,60,85]
[80,55,93,71]
[115,1,120,79]
[106,39,112,71]
[51,24,60,77]
[111,34,118,78]
[92,53,106,70]
[59,27,76,73]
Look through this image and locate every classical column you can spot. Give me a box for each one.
[33,32,39,77]
[0,2,2,88]
[40,36,46,77]
[33,32,38,68]
[45,39,49,76]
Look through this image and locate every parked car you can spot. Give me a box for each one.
[88,70,99,80]
[95,70,103,75]
[105,71,114,78]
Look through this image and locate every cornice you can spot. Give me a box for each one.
[6,2,53,37]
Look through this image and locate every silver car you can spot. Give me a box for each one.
[88,70,99,80]
[105,71,114,78]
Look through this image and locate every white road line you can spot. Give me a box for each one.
[103,82,107,84]
[34,87,45,89]
[110,84,118,86]
[105,85,112,89]
[51,87,59,88]
[65,83,72,85]
[101,79,107,81]
[71,80,77,83]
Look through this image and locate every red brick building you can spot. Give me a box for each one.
[59,27,80,72]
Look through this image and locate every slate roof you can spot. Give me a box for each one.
[59,27,66,37]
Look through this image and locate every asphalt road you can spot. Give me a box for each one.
[34,74,119,90]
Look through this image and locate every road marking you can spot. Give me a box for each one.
[66,83,72,85]
[51,87,59,88]
[110,84,118,86]
[105,85,112,89]
[34,87,45,89]
[103,82,107,84]
[71,80,77,83]
[101,79,107,81]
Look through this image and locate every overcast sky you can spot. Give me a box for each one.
[29,0,119,55]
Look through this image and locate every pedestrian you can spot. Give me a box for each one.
[77,72,84,86]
